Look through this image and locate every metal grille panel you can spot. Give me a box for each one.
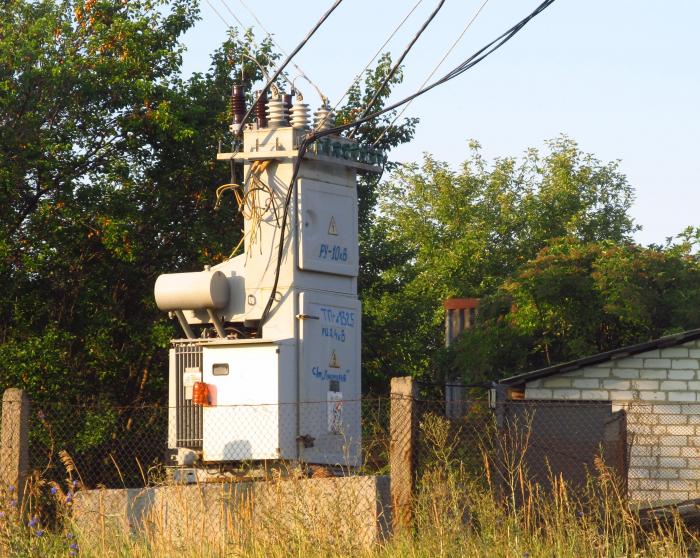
[175,342,203,449]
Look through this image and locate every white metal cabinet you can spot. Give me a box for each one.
[201,342,297,461]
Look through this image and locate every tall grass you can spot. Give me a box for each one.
[2,412,699,557]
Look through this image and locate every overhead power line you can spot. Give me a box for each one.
[372,0,493,147]
[213,0,280,85]
[237,0,344,134]
[259,0,558,327]
[208,0,318,95]
[330,0,557,140]
[216,0,247,32]
[234,0,326,101]
[332,0,425,114]
[349,0,446,138]
[204,0,233,30]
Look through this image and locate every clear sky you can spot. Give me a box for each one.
[180,0,700,246]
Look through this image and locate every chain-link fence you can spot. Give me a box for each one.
[414,395,700,506]
[22,398,392,490]
[4,386,700,552]
[12,394,700,501]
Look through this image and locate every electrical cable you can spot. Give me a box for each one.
[204,0,234,30]
[258,0,557,329]
[237,0,344,135]
[216,0,249,33]
[331,0,425,114]
[372,0,493,147]
[206,0,285,92]
[348,0,446,139]
[217,1,296,92]
[216,161,277,260]
[235,0,327,103]
[325,0,557,140]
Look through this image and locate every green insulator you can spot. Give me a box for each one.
[358,147,368,164]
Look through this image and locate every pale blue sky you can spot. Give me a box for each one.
[180,0,699,246]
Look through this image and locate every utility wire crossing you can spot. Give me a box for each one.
[259,0,559,327]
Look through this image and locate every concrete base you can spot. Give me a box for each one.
[72,475,390,551]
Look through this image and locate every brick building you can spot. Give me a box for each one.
[499,329,700,503]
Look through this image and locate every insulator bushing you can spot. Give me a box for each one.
[313,106,334,132]
[290,101,310,130]
[231,84,246,126]
[283,93,293,123]
[266,95,288,128]
[254,90,268,129]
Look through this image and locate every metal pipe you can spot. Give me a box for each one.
[206,308,227,338]
[174,310,195,339]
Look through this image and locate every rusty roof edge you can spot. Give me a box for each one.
[499,328,700,387]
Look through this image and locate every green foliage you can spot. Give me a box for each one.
[363,137,641,385]
[448,238,700,383]
[0,1,278,410]
[0,0,418,467]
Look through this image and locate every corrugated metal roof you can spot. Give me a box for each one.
[499,328,700,387]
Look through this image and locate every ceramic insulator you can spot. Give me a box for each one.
[254,90,268,128]
[313,106,334,132]
[266,95,288,128]
[231,84,246,126]
[290,102,310,130]
[283,94,293,123]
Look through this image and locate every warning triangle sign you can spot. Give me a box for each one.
[328,216,338,236]
[329,349,340,369]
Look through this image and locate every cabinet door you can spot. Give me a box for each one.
[297,179,358,277]
[298,291,361,466]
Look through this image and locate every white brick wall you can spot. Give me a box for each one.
[522,340,700,503]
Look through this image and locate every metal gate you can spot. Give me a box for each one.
[500,400,628,492]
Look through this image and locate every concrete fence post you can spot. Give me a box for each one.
[0,388,30,503]
[390,376,417,534]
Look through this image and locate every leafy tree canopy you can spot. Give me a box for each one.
[0,0,416,408]
[447,237,700,384]
[363,137,642,387]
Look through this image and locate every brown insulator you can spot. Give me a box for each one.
[255,89,268,129]
[231,84,246,126]
[283,93,293,124]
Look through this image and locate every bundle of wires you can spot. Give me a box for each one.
[254,0,558,329]
[215,159,278,259]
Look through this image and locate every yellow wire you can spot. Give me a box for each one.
[216,160,277,260]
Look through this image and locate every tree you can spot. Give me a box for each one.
[0,0,418,408]
[447,237,700,383]
[362,137,638,387]
[0,1,279,407]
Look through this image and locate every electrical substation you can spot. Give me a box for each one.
[148,0,556,477]
[154,83,384,471]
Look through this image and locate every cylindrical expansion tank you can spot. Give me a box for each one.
[154,270,230,311]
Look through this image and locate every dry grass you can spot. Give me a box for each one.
[2,412,700,557]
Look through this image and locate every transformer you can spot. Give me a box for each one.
[154,101,382,468]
